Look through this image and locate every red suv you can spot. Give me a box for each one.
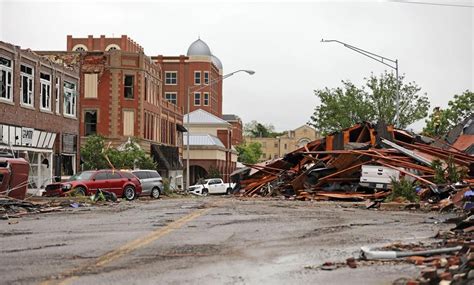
[44,170,142,201]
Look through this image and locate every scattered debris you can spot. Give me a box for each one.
[234,122,473,210]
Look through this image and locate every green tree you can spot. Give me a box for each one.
[236,142,263,164]
[244,120,285,138]
[81,136,156,170]
[423,90,473,137]
[309,72,430,134]
[80,135,109,170]
[108,138,157,169]
[207,166,222,179]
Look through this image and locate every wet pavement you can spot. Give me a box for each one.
[0,196,451,284]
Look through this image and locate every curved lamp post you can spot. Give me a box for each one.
[321,39,400,127]
[185,69,255,189]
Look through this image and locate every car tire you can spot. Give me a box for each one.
[151,187,160,199]
[226,188,232,195]
[123,185,136,201]
[202,188,209,196]
[74,186,86,196]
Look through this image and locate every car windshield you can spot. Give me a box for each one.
[68,171,94,181]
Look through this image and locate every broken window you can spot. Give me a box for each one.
[203,92,209,106]
[63,81,77,117]
[20,64,34,106]
[55,77,60,114]
[124,75,134,99]
[40,72,51,111]
[204,71,209,85]
[0,56,13,101]
[84,110,97,136]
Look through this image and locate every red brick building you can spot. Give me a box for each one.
[0,41,80,193]
[222,114,243,145]
[153,39,224,117]
[39,35,185,184]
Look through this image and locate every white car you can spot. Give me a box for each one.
[188,178,235,196]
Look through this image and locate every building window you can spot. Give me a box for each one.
[40,73,51,111]
[63,81,77,117]
[274,142,278,148]
[55,77,60,114]
[20,64,34,107]
[105,44,120,51]
[194,71,201,85]
[124,75,134,99]
[204,71,209,85]
[194,92,201,106]
[165,92,177,105]
[84,110,97,136]
[203,92,209,106]
[72,44,88,52]
[0,56,13,101]
[165,72,177,85]
[284,143,287,149]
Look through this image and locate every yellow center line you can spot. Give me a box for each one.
[40,201,223,285]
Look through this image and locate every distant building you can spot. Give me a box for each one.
[222,114,243,145]
[246,125,320,161]
[0,41,80,192]
[38,35,185,186]
[184,109,237,184]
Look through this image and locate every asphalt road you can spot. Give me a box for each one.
[0,197,449,285]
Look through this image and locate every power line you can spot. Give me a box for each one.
[388,0,474,8]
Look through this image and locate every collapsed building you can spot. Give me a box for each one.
[234,122,473,204]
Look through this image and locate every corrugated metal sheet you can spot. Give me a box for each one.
[183,133,225,147]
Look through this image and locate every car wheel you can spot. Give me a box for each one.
[226,188,232,195]
[74,186,86,196]
[151,187,160,199]
[123,185,136,201]
[202,188,209,196]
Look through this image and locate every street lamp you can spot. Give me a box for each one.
[321,39,400,127]
[185,69,255,190]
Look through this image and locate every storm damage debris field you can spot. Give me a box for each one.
[0,197,453,285]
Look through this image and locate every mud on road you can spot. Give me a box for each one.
[0,197,451,285]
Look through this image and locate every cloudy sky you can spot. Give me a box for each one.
[1,0,472,131]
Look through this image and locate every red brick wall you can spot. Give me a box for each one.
[67,35,144,53]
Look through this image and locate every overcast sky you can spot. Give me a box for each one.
[1,0,472,132]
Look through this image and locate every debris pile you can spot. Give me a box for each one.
[236,122,474,206]
[0,198,64,219]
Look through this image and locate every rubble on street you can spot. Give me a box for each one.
[234,122,473,211]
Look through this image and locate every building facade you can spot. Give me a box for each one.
[184,109,237,184]
[39,35,185,186]
[223,114,243,146]
[153,39,224,118]
[246,125,320,162]
[0,41,80,192]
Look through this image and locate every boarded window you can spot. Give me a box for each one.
[84,74,98,98]
[123,110,135,136]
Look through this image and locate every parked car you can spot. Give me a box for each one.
[131,170,164,199]
[43,169,142,201]
[188,178,235,196]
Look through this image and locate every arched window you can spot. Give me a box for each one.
[72,44,88,52]
[105,44,121,51]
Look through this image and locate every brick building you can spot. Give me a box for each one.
[222,114,243,145]
[153,38,224,118]
[39,35,185,185]
[0,41,80,193]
